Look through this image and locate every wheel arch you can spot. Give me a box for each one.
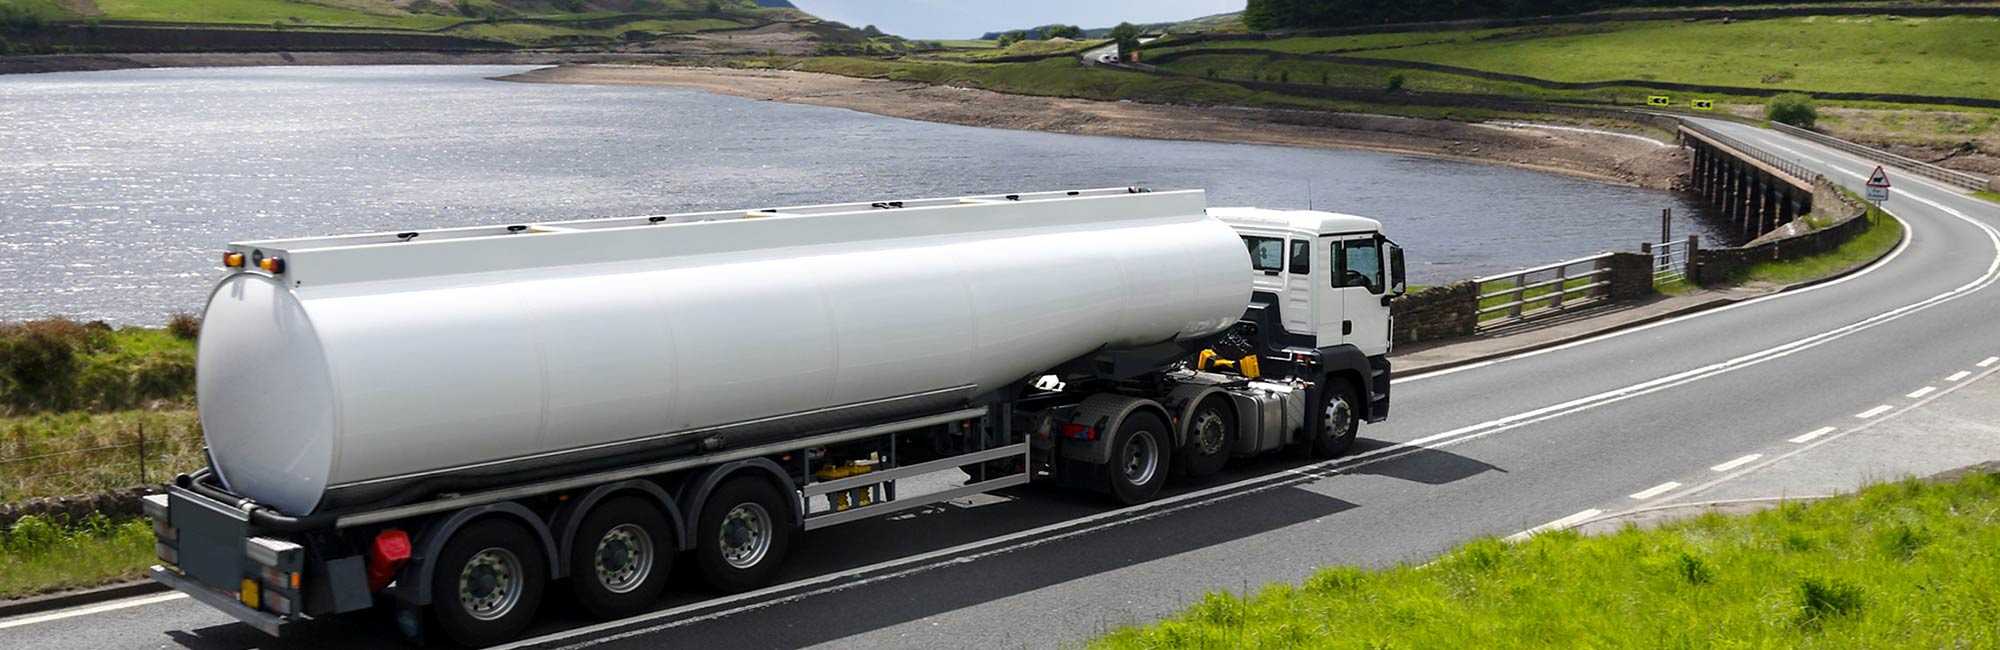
[1164,383,1236,449]
[672,458,800,552]
[395,501,559,607]
[1059,393,1173,466]
[549,479,685,580]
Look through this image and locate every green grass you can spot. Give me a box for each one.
[1355,16,2000,101]
[0,319,195,414]
[1096,470,2000,649]
[88,0,466,29]
[1,409,204,503]
[451,16,749,44]
[1977,191,2000,205]
[935,39,999,49]
[1148,27,1518,56]
[1732,207,1903,285]
[0,514,155,600]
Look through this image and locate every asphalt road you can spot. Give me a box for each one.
[3,118,1995,650]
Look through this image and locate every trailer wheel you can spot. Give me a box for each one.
[1106,411,1171,505]
[570,496,672,619]
[1178,396,1235,479]
[1311,378,1360,458]
[695,476,793,593]
[431,518,546,648]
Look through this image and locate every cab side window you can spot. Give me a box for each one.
[1288,239,1311,275]
[1336,239,1384,294]
[1243,236,1284,272]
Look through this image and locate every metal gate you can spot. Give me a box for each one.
[1645,238,1693,287]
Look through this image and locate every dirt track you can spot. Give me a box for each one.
[501,64,1692,189]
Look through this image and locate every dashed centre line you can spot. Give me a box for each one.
[1947,371,1973,382]
[1711,454,1763,472]
[1505,509,1603,542]
[1856,405,1894,419]
[1789,427,1838,444]
[1981,357,1999,368]
[1630,482,1681,500]
[1907,386,1938,399]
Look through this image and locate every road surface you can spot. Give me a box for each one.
[3,118,1995,650]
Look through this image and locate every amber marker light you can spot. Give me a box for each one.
[258,257,286,274]
[223,252,245,268]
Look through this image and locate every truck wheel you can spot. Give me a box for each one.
[570,496,672,620]
[1311,378,1360,458]
[1106,412,1171,505]
[1178,396,1235,479]
[695,476,792,594]
[431,518,546,648]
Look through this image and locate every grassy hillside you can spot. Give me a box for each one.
[4,0,768,28]
[1097,471,2000,649]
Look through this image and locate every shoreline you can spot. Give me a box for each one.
[498,64,1692,190]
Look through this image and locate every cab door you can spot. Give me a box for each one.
[1243,235,1313,335]
[1331,235,1391,357]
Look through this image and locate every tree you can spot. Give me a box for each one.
[1766,93,1818,128]
[996,29,1028,47]
[1109,22,1142,60]
[1045,24,1084,39]
[704,1,722,13]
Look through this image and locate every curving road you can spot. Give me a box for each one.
[3,118,1996,650]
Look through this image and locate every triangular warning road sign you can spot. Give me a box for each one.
[1866,166,1891,188]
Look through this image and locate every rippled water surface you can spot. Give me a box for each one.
[0,65,1726,324]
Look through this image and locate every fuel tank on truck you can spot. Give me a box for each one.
[195,189,1251,515]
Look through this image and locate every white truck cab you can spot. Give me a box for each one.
[1212,208,1407,357]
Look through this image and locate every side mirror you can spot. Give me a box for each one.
[1387,240,1407,297]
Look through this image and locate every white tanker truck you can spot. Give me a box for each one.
[146,188,1405,646]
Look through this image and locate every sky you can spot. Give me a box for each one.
[787,0,1245,39]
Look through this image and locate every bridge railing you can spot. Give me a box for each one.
[1767,122,1993,192]
[1473,252,1617,328]
[1680,121,1816,184]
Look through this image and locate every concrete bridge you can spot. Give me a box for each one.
[1681,123,1815,241]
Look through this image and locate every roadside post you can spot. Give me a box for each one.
[1866,166,1892,203]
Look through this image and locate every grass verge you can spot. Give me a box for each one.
[1977,191,2000,205]
[1731,207,1903,286]
[1095,470,2000,649]
[0,318,195,414]
[1,409,203,503]
[0,514,154,600]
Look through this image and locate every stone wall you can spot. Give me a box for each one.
[1391,281,1477,346]
[1604,251,1655,300]
[0,486,156,529]
[1695,175,1873,284]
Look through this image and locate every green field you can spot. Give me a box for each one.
[1096,470,2000,649]
[1354,16,2000,101]
[1730,207,1903,286]
[87,0,464,28]
[0,514,154,600]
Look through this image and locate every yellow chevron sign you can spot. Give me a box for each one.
[1647,95,1670,107]
[1693,99,1715,111]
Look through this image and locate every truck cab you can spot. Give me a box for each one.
[1212,208,1406,357]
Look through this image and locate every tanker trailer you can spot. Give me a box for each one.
[146,187,1405,646]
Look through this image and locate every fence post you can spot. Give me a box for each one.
[138,423,146,485]
[1550,264,1567,310]
[1510,276,1525,320]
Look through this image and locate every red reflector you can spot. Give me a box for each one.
[1059,423,1097,441]
[367,529,411,592]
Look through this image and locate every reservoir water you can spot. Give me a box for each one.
[0,65,1727,325]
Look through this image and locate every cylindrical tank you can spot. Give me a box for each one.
[196,191,1250,515]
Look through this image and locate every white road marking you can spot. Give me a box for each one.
[1710,454,1762,472]
[0,593,185,631]
[1947,371,1972,382]
[1981,357,1999,368]
[1856,405,1894,419]
[1789,427,1837,444]
[1907,386,1938,399]
[1629,482,1681,500]
[1504,509,1603,542]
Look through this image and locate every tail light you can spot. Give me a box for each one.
[1059,423,1097,441]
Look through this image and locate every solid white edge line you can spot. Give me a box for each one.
[1856,405,1894,419]
[1907,386,1938,399]
[1503,509,1603,542]
[1981,357,1999,368]
[1947,370,1973,382]
[1629,482,1682,500]
[1789,427,1838,444]
[0,593,185,631]
[1710,454,1762,473]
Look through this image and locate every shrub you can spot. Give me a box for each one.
[166,313,200,341]
[1387,72,1407,91]
[1766,92,1818,128]
[0,319,103,412]
[1794,576,1865,627]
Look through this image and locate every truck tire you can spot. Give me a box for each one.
[1311,378,1360,458]
[1178,395,1235,479]
[695,476,793,594]
[1106,411,1171,505]
[430,518,547,648]
[570,496,673,619]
